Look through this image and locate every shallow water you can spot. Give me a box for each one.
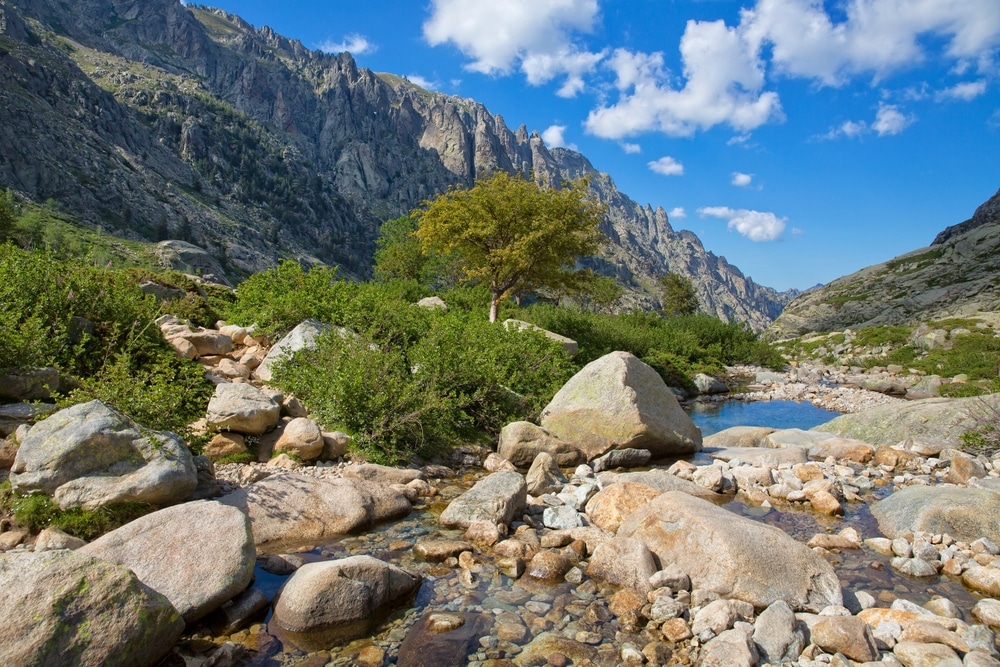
[687,398,840,436]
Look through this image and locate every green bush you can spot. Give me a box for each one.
[8,490,152,540]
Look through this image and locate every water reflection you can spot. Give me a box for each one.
[687,398,840,436]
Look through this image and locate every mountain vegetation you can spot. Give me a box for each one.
[0,0,793,329]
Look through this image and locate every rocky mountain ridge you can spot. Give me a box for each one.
[769,187,1000,338]
[0,0,792,328]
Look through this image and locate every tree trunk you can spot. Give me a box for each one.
[489,297,499,323]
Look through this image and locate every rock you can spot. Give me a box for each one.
[80,500,254,623]
[439,471,526,529]
[596,469,722,500]
[218,473,411,546]
[321,431,352,460]
[699,624,758,667]
[415,296,448,310]
[463,520,501,547]
[0,529,27,550]
[256,319,333,382]
[964,567,1000,597]
[539,351,702,460]
[767,428,838,449]
[891,557,939,577]
[204,432,248,460]
[590,447,652,472]
[692,598,754,635]
[343,463,424,486]
[807,528,862,550]
[813,394,1000,448]
[708,446,808,467]
[413,539,473,562]
[503,319,578,356]
[899,621,969,653]
[965,652,1000,667]
[497,421,584,468]
[945,454,987,485]
[694,373,728,395]
[906,375,943,400]
[587,536,657,595]
[210,587,270,635]
[872,486,1000,544]
[513,631,597,666]
[34,526,85,551]
[585,482,661,533]
[808,437,875,463]
[1,402,58,439]
[396,611,491,667]
[273,417,324,461]
[893,641,962,667]
[484,452,517,472]
[155,241,231,287]
[272,555,420,649]
[973,599,1000,629]
[205,383,281,435]
[618,491,842,612]
[525,451,566,496]
[9,400,197,510]
[811,615,880,662]
[0,366,59,401]
[753,600,805,663]
[0,550,183,667]
[542,505,582,530]
[703,426,776,449]
[526,549,575,581]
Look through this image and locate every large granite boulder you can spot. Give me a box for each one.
[205,383,281,435]
[703,426,776,449]
[539,351,702,460]
[503,319,578,356]
[585,482,661,533]
[618,491,842,612]
[872,485,1000,544]
[256,319,333,382]
[596,469,722,500]
[273,555,421,650]
[0,550,183,667]
[0,366,60,401]
[497,421,585,468]
[80,500,255,623]
[439,471,527,529]
[218,473,412,547]
[9,400,197,510]
[813,394,1000,447]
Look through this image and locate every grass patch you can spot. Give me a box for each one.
[0,484,153,541]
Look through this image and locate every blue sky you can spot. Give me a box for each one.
[201,0,1000,292]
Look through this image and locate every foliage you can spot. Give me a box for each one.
[7,490,152,541]
[559,269,624,313]
[373,215,462,289]
[659,273,699,317]
[850,325,911,348]
[918,331,1000,380]
[0,190,15,242]
[960,396,1000,457]
[415,172,606,321]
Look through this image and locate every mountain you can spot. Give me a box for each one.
[768,186,1000,338]
[0,0,793,329]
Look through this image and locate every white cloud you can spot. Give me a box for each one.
[423,0,603,96]
[698,206,787,241]
[648,156,685,176]
[584,20,784,138]
[619,142,642,154]
[541,124,577,150]
[937,79,988,101]
[731,172,753,187]
[318,34,376,56]
[406,75,439,91]
[872,102,914,135]
[741,0,1000,86]
[668,207,687,219]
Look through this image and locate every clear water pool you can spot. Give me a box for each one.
[686,398,841,436]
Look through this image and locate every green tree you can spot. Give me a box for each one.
[374,215,424,282]
[0,190,16,242]
[415,172,606,322]
[659,272,699,317]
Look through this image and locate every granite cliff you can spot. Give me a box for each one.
[0,0,792,328]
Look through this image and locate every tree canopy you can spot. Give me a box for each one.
[415,172,606,321]
[659,272,699,317]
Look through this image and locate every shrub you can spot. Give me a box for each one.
[8,490,152,540]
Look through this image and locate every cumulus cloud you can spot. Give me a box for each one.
[318,34,376,56]
[648,156,685,176]
[741,0,1000,85]
[698,206,787,241]
[541,124,577,150]
[585,21,783,139]
[872,102,914,135]
[406,75,439,91]
[619,142,642,154]
[423,0,603,96]
[937,80,988,101]
[731,172,753,187]
[668,207,687,219]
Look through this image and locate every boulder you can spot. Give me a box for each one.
[203,432,248,460]
[766,428,838,449]
[693,373,728,395]
[807,436,875,463]
[596,469,722,500]
[9,400,197,510]
[34,526,86,551]
[273,417,324,461]
[0,550,183,667]
[0,366,59,401]
[256,319,333,382]
[439,471,526,529]
[703,426,776,449]
[503,319,578,356]
[272,556,420,649]
[752,600,805,664]
[497,421,584,468]
[0,401,57,438]
[813,394,1000,447]
[525,451,566,496]
[872,486,1000,544]
[415,296,448,310]
[700,625,758,667]
[218,473,412,546]
[585,482,661,533]
[618,491,842,612]
[539,351,702,460]
[587,536,657,595]
[811,615,879,662]
[80,500,255,623]
[205,383,280,435]
[590,447,651,472]
[343,463,424,486]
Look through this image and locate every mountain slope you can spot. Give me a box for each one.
[0,0,792,328]
[768,187,1000,338]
